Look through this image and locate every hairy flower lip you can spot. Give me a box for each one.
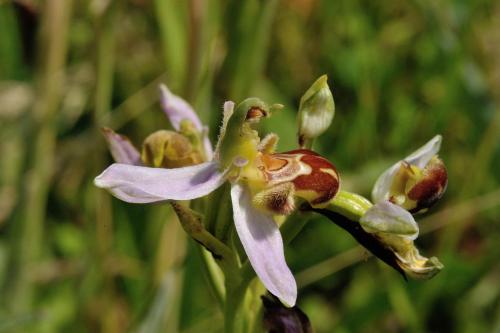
[250,149,340,215]
[285,149,340,205]
[406,157,448,213]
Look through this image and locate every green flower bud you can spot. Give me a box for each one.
[297,75,335,148]
[141,130,203,168]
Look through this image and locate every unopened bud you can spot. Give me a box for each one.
[297,75,335,148]
[141,130,203,168]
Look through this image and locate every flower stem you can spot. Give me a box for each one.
[320,190,372,221]
[170,202,238,275]
[196,244,226,308]
[224,277,250,333]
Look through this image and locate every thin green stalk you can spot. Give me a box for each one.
[185,0,203,100]
[195,244,225,309]
[93,0,118,261]
[7,0,72,314]
[153,0,187,90]
[321,190,372,221]
[214,184,234,244]
[92,5,119,330]
[224,278,250,333]
[170,202,238,275]
[227,0,279,101]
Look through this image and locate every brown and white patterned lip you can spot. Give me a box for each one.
[260,149,340,205]
[288,149,340,205]
[408,157,447,213]
[259,152,312,186]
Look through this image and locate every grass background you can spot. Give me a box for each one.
[1,0,499,332]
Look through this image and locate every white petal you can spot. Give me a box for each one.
[94,161,226,203]
[360,201,419,240]
[159,84,203,132]
[101,128,142,165]
[230,183,297,307]
[372,162,400,204]
[405,135,442,169]
[202,126,214,160]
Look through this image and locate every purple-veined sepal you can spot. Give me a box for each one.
[101,127,143,166]
[94,161,227,203]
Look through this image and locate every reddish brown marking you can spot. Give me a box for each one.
[261,154,288,171]
[282,149,340,204]
[408,159,448,212]
[246,107,266,120]
[266,190,294,215]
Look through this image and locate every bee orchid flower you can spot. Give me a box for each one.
[372,135,448,213]
[101,83,212,167]
[95,90,340,307]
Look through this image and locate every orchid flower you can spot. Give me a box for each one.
[101,84,211,167]
[355,136,448,277]
[311,136,447,279]
[372,135,448,213]
[159,84,214,161]
[95,88,340,307]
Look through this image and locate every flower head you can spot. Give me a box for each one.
[95,87,341,307]
[372,135,448,213]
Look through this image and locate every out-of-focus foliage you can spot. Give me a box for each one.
[0,0,499,332]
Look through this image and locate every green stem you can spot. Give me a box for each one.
[7,0,72,313]
[224,278,250,333]
[195,244,225,309]
[170,202,238,275]
[320,190,372,221]
[214,184,234,244]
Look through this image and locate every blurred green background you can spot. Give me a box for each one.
[1,0,499,332]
